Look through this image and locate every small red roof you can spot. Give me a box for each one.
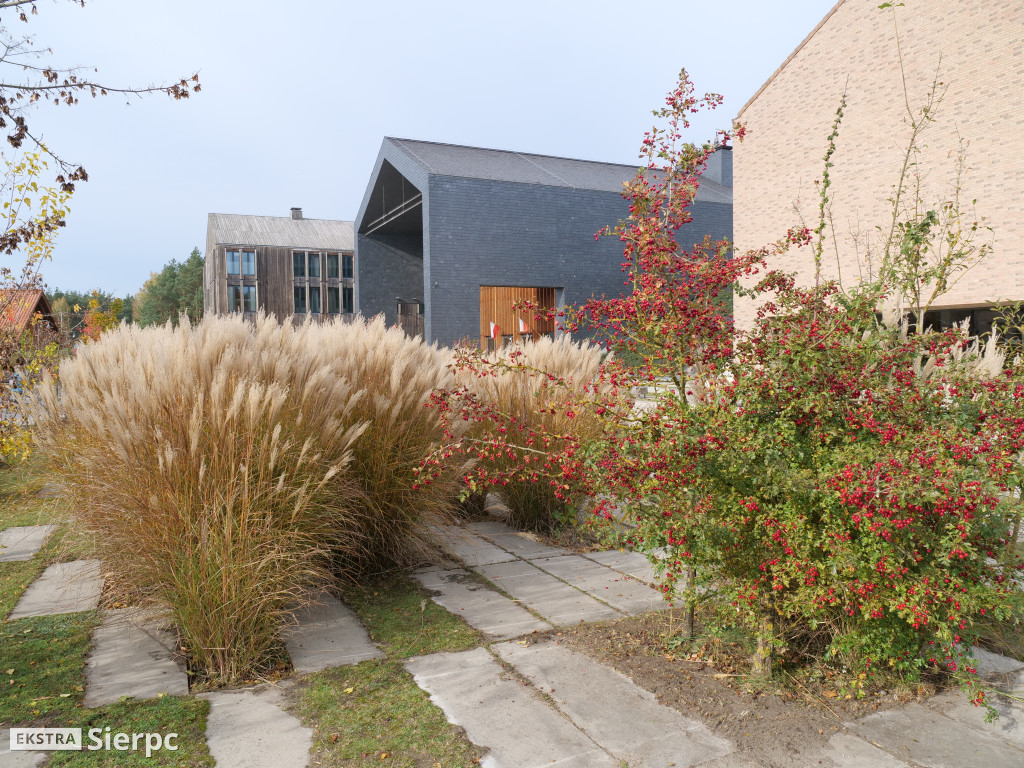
[0,289,56,333]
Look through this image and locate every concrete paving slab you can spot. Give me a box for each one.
[850,703,1024,768]
[926,680,1024,751]
[475,560,621,626]
[404,648,617,768]
[494,639,732,767]
[0,731,45,768]
[201,683,312,768]
[431,525,517,566]
[470,526,571,560]
[691,756,759,768]
[818,733,911,767]
[465,520,518,535]
[282,594,383,674]
[0,525,56,562]
[583,549,660,585]
[84,609,189,707]
[970,645,1024,678]
[530,555,665,614]
[413,567,551,639]
[7,559,103,619]
[33,483,64,499]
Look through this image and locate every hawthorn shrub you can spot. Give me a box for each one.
[28,314,461,681]
[433,67,1024,707]
[573,70,1024,704]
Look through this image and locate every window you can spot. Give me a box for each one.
[327,286,339,314]
[242,285,257,313]
[294,286,306,314]
[227,285,242,312]
[326,253,339,279]
[226,250,240,276]
[309,252,320,278]
[293,252,306,278]
[342,285,354,314]
[342,253,354,279]
[309,286,321,314]
[242,250,256,276]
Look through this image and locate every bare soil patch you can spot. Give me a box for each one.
[555,611,942,768]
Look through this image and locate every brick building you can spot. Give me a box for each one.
[355,138,733,347]
[733,0,1023,332]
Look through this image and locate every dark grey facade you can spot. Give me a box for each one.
[355,138,733,347]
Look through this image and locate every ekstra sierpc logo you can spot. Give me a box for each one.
[10,727,178,756]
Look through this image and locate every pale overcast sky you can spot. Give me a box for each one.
[12,0,836,297]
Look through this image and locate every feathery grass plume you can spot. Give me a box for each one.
[299,316,468,572]
[459,335,615,531]
[27,313,369,683]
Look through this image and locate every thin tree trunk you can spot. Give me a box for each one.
[752,587,776,679]
[680,566,696,638]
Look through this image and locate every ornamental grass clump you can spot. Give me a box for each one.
[300,315,467,571]
[447,335,615,531]
[26,313,461,682]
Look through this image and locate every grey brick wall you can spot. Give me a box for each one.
[423,175,732,346]
[355,235,424,327]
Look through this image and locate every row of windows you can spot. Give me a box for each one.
[226,250,257,277]
[293,251,353,280]
[226,250,354,279]
[294,285,354,315]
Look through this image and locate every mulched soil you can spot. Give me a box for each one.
[554,611,944,768]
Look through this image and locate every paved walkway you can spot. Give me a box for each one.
[0,525,56,562]
[3,519,1024,768]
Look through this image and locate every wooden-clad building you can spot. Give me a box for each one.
[203,208,355,324]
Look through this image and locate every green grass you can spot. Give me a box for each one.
[340,574,482,658]
[295,661,482,768]
[293,574,485,767]
[1,612,101,725]
[0,558,46,618]
[49,697,213,767]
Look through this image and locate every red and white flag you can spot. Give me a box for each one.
[489,322,500,338]
[518,317,530,334]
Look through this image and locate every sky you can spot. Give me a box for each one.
[7,0,837,297]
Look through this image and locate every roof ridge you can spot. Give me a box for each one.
[386,135,640,171]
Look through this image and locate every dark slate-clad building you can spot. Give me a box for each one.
[355,138,733,347]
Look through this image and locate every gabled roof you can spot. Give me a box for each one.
[736,0,848,118]
[0,289,55,333]
[207,213,354,251]
[382,137,732,202]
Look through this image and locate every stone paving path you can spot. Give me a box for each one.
[0,525,56,562]
[282,594,384,674]
[84,608,189,707]
[4,516,1024,768]
[6,559,103,619]
[433,521,665,630]
[201,682,312,768]
[413,566,552,639]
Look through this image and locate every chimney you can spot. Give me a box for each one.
[702,147,732,187]
[290,207,303,220]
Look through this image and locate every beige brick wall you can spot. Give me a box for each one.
[733,0,1024,330]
